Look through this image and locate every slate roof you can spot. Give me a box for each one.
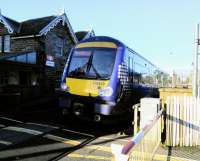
[18,16,56,36]
[3,16,20,33]
[0,15,56,36]
[75,30,95,41]
[75,31,88,41]
[0,14,77,42]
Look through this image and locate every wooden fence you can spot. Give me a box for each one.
[165,96,200,146]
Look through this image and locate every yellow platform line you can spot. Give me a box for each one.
[61,137,195,161]
[44,134,111,153]
[114,153,196,161]
[98,136,129,142]
[46,134,197,161]
[68,153,112,160]
[86,145,111,152]
[153,154,198,161]
[128,151,197,161]
[64,140,111,152]
[65,141,197,161]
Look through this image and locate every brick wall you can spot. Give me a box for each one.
[44,22,75,87]
[11,38,43,53]
[1,20,75,94]
[45,22,74,57]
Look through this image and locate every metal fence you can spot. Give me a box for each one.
[165,96,200,146]
[111,109,163,161]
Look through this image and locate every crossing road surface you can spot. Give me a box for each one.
[0,116,132,161]
[2,108,199,161]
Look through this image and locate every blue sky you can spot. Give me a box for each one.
[1,0,200,73]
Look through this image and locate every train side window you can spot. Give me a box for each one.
[131,57,133,72]
[130,57,134,83]
[133,73,141,84]
[128,57,131,75]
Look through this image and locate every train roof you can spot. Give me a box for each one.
[79,36,125,47]
[78,36,162,72]
[126,47,159,69]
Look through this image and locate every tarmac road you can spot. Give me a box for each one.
[0,104,133,161]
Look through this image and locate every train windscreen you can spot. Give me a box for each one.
[67,48,116,79]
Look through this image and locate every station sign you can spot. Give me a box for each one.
[46,55,55,67]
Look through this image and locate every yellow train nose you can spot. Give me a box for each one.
[66,78,109,97]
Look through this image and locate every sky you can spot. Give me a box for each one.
[1,0,200,73]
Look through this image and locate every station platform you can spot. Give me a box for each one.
[153,145,200,161]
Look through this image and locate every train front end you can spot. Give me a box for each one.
[59,37,123,122]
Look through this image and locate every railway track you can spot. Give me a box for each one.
[0,117,95,161]
[0,106,132,161]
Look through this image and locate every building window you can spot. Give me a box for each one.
[7,52,37,64]
[0,35,10,53]
[4,35,10,52]
[0,36,2,52]
[55,36,64,56]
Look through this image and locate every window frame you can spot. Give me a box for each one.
[4,35,10,52]
[0,35,11,53]
[0,36,2,52]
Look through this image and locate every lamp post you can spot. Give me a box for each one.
[193,24,199,97]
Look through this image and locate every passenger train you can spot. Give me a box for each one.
[59,36,160,122]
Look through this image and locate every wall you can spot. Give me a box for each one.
[44,22,75,87]
[0,19,76,108]
[45,22,74,57]
[11,37,42,53]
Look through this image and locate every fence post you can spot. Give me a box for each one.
[133,104,139,135]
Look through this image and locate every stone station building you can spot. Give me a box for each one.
[0,12,78,109]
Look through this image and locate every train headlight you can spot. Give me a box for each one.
[99,87,113,97]
[61,83,69,91]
